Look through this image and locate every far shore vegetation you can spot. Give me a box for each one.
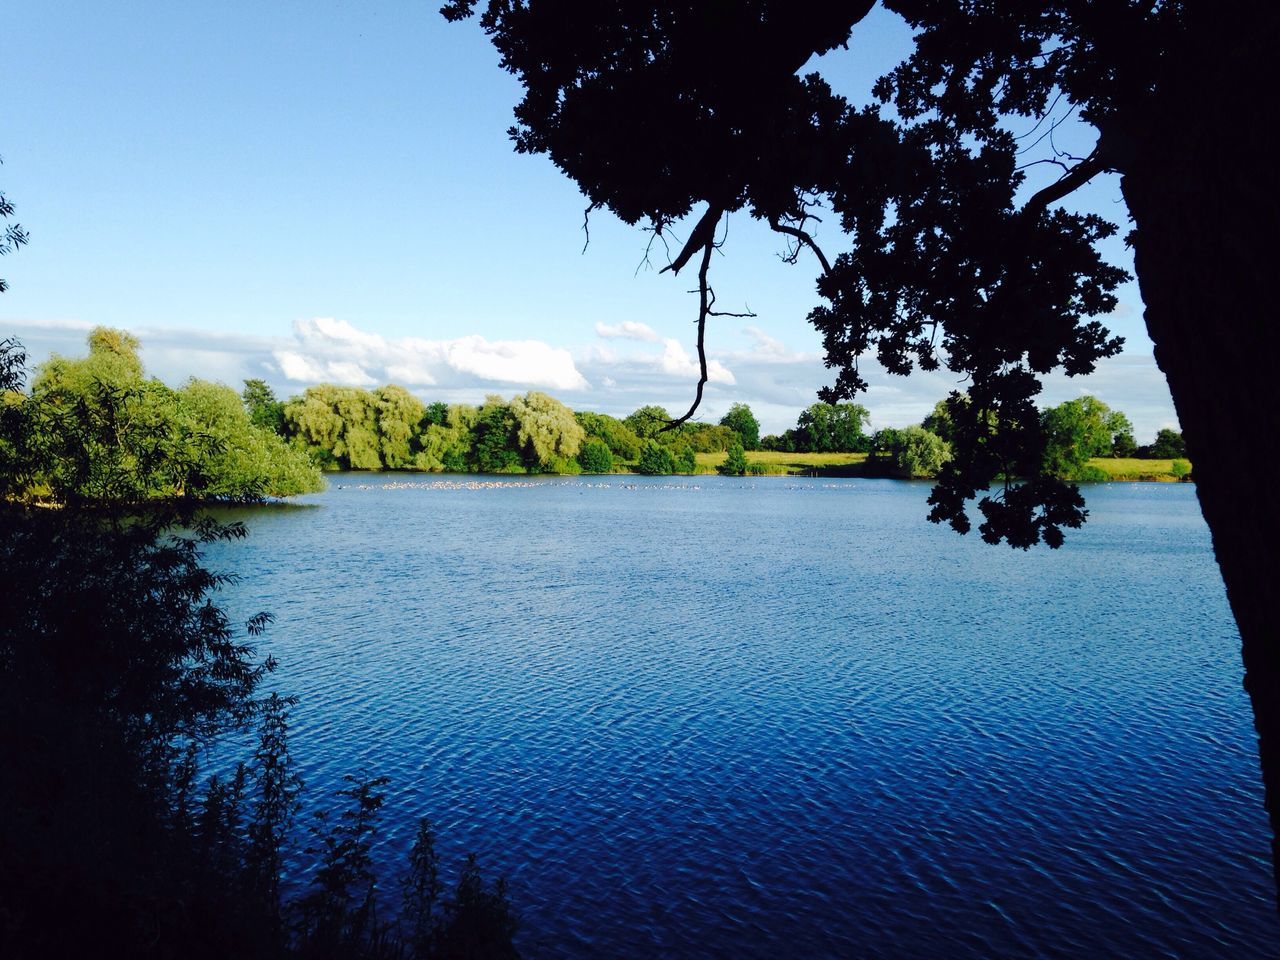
[3,328,1192,506]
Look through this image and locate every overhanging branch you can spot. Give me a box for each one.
[1021,148,1109,218]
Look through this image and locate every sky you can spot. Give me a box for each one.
[2,1,1178,439]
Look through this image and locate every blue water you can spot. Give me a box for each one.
[208,475,1277,957]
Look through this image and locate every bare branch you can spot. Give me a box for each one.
[581,202,600,254]
[660,203,724,275]
[769,217,833,275]
[1020,147,1110,218]
[658,239,716,433]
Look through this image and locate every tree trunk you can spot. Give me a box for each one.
[1118,35,1280,895]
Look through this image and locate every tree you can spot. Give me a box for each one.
[577,437,614,473]
[1110,415,1138,458]
[796,402,871,453]
[373,384,428,469]
[635,440,675,476]
[448,1,1280,885]
[282,385,382,471]
[623,405,673,441]
[1040,396,1131,480]
[0,158,29,293]
[508,390,585,472]
[18,331,320,501]
[674,444,697,474]
[1148,428,1186,459]
[576,410,642,460]
[242,379,285,435]
[873,425,951,479]
[719,403,760,450]
[718,440,747,476]
[467,396,522,473]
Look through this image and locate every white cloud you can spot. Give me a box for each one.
[4,318,1178,440]
[273,317,589,391]
[659,338,735,384]
[594,320,660,342]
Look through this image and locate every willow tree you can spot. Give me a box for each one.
[508,390,585,472]
[446,0,1280,888]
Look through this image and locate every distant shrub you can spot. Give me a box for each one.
[718,441,747,476]
[746,462,768,476]
[1071,464,1110,483]
[674,445,697,474]
[577,438,614,473]
[635,440,675,475]
[1171,458,1192,480]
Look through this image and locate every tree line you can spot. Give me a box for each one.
[2,329,1187,498]
[251,378,1184,482]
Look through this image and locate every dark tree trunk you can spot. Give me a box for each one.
[1118,28,1280,895]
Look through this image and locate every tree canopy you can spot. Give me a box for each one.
[448,0,1280,888]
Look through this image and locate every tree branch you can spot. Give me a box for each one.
[661,203,724,275]
[659,239,716,432]
[1020,148,1110,218]
[769,217,832,275]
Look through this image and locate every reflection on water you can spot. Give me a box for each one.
[208,476,1278,958]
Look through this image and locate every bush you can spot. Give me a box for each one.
[577,438,614,473]
[873,425,950,478]
[635,440,675,475]
[746,462,768,476]
[674,445,697,474]
[1171,458,1192,480]
[718,441,747,476]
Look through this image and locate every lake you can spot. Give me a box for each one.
[207,475,1277,957]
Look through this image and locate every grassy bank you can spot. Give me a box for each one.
[613,452,1191,481]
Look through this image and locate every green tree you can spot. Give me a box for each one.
[282,385,382,470]
[623,405,672,441]
[415,403,478,472]
[19,331,320,501]
[1110,414,1138,458]
[241,379,285,435]
[575,410,643,460]
[874,425,951,479]
[674,444,697,475]
[508,390,585,472]
[1040,396,1131,480]
[373,384,427,469]
[719,403,760,451]
[1148,428,1186,459]
[796,402,871,453]
[634,440,675,476]
[577,437,614,473]
[467,396,522,473]
[718,440,747,476]
[178,379,323,498]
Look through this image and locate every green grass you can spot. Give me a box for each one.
[606,452,1190,481]
[694,450,867,476]
[1083,457,1190,481]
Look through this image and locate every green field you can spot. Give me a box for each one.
[1082,457,1189,481]
[608,451,1189,481]
[691,450,867,475]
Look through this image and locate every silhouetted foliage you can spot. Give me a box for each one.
[0,340,519,957]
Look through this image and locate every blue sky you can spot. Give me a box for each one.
[3,1,1176,438]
